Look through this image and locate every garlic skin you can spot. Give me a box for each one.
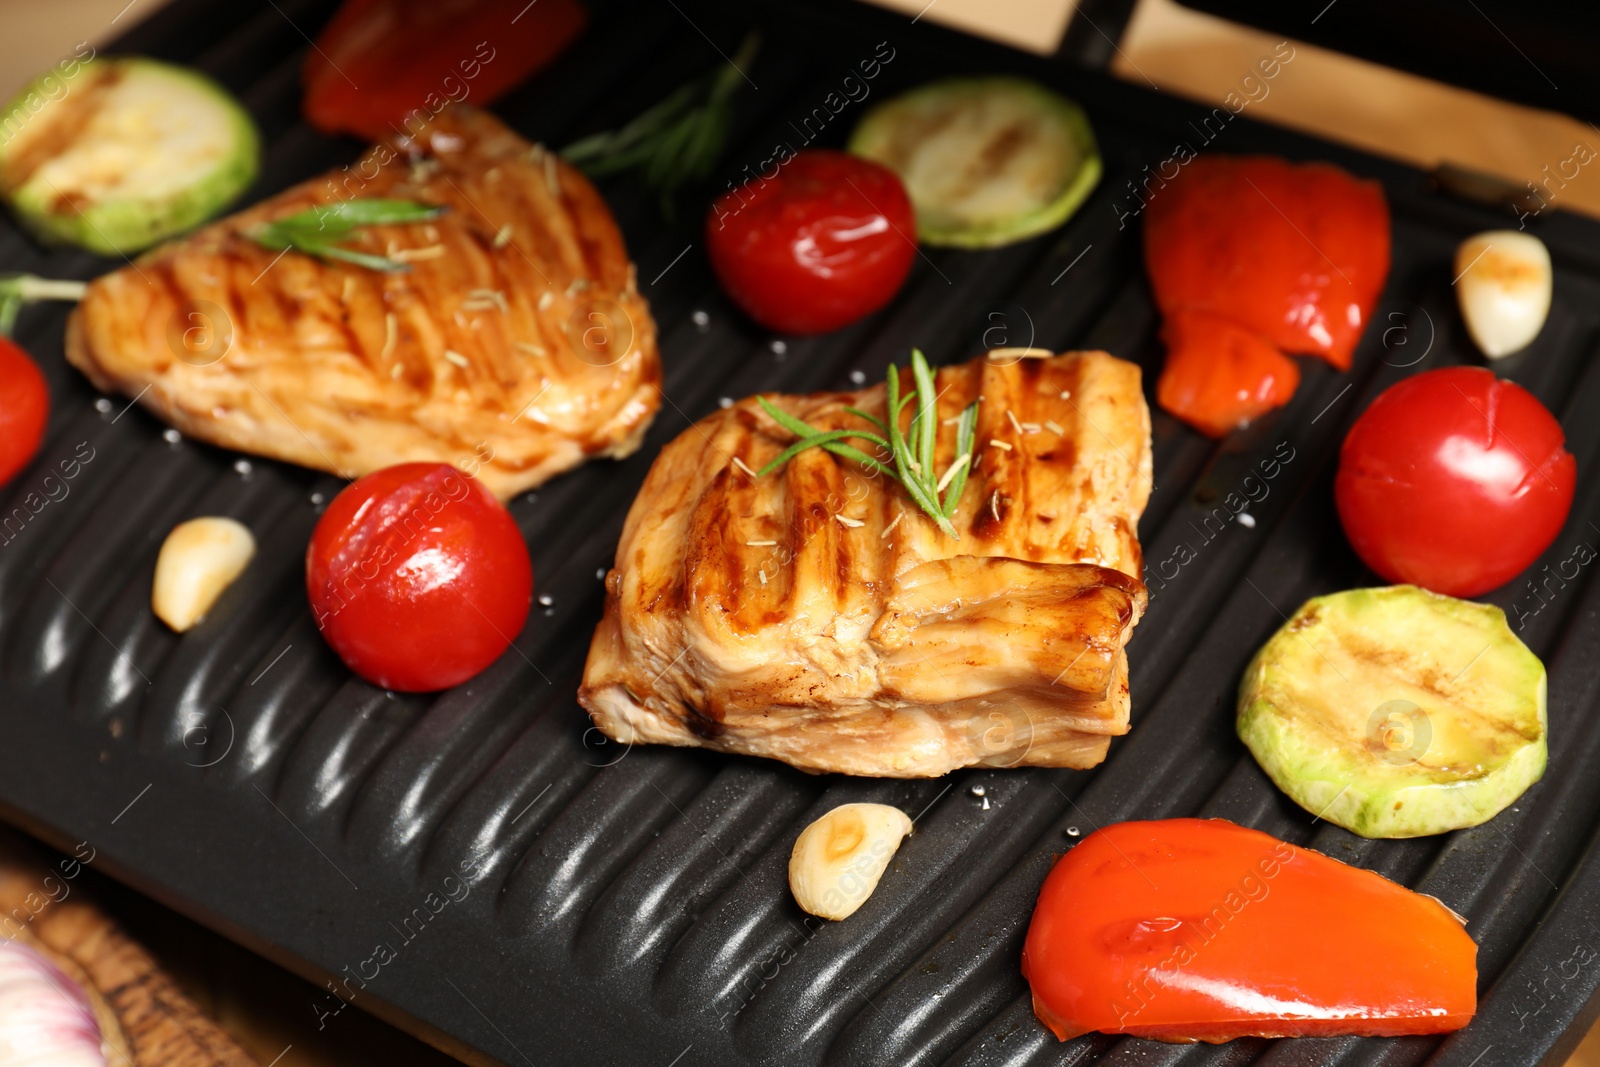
[1455,230,1552,358]
[0,940,106,1066]
[151,516,256,632]
[788,803,912,921]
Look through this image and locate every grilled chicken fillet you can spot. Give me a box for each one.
[580,350,1152,777]
[65,106,660,499]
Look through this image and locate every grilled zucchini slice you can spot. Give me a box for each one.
[0,57,259,256]
[1238,585,1546,839]
[848,76,1101,249]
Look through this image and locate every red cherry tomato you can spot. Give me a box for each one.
[306,463,532,692]
[705,150,916,335]
[0,338,49,488]
[1335,367,1575,597]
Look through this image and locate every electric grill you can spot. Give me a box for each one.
[4,0,1600,1063]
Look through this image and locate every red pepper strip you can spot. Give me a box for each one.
[1156,309,1300,437]
[1143,155,1390,435]
[1022,818,1476,1043]
[303,0,588,141]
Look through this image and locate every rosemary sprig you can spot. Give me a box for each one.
[0,274,88,336]
[249,198,446,272]
[561,33,759,216]
[756,348,979,539]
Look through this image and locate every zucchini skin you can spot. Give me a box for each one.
[0,58,260,256]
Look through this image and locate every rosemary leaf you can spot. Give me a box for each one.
[911,349,939,481]
[841,406,889,434]
[754,399,894,478]
[758,428,878,477]
[0,273,88,337]
[561,33,759,215]
[941,401,980,518]
[273,199,445,232]
[249,198,444,272]
[753,350,980,539]
[308,243,415,273]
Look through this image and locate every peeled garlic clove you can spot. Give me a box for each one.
[1455,230,1552,358]
[789,802,912,920]
[152,516,256,632]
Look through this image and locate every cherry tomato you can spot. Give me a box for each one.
[705,150,916,335]
[1335,367,1575,597]
[306,463,532,692]
[0,338,49,488]
[1022,819,1476,1043]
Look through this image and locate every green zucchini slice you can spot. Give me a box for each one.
[847,76,1101,249]
[1238,585,1546,839]
[0,57,259,256]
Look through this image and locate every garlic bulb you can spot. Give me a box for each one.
[1454,230,1552,358]
[0,940,106,1066]
[789,803,912,920]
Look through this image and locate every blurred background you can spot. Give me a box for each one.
[1,0,1596,1062]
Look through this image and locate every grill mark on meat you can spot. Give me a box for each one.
[684,703,726,738]
[971,489,1009,538]
[554,162,607,288]
[331,272,366,367]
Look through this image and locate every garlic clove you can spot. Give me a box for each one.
[151,516,256,632]
[0,940,107,1066]
[788,802,912,921]
[1454,230,1552,358]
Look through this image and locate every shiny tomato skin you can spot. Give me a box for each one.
[1335,367,1575,597]
[306,463,532,692]
[1022,819,1477,1043]
[705,150,916,335]
[0,339,49,488]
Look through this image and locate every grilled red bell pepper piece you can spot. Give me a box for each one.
[1022,818,1476,1043]
[1144,155,1390,435]
[303,0,588,141]
[1155,309,1300,438]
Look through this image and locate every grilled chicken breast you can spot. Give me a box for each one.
[65,106,660,499]
[580,350,1153,777]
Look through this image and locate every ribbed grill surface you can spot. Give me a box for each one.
[2,1,1599,1064]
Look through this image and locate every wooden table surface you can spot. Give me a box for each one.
[4,0,1599,1063]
